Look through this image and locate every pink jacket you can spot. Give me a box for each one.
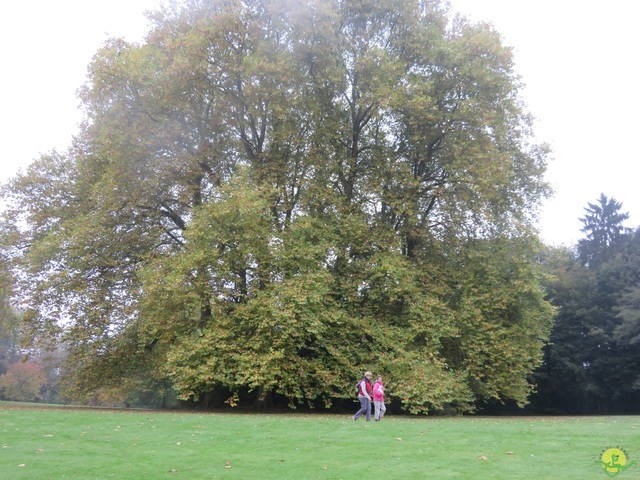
[373,381,384,402]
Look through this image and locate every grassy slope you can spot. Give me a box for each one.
[0,404,637,479]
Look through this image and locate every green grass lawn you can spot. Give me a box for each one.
[1,403,637,479]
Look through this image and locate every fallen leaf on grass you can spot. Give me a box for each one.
[479,456,488,461]
[506,452,515,455]
[168,469,179,473]
[322,466,328,470]
[44,435,53,438]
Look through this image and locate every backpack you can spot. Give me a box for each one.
[355,378,364,396]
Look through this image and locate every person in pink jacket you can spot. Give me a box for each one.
[373,374,386,421]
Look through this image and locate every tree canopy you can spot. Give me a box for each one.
[1,0,552,413]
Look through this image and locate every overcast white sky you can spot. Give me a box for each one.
[1,0,638,246]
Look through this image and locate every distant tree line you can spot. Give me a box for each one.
[528,194,640,414]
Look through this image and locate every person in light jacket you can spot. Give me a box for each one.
[353,371,373,421]
[373,374,386,421]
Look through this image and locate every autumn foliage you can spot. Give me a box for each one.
[0,0,553,413]
[0,361,46,402]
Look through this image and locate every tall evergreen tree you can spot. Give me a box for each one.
[578,193,629,266]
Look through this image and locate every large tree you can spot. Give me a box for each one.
[1,0,552,412]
